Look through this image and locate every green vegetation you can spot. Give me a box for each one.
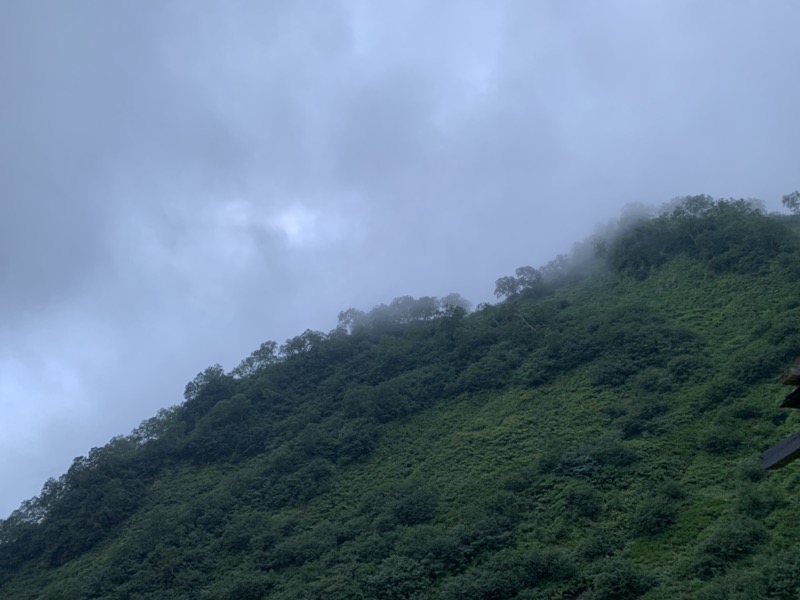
[3,196,800,599]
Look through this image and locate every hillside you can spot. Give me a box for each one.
[3,196,800,599]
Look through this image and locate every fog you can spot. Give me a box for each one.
[1,0,798,516]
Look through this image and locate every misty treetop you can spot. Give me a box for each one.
[782,190,800,214]
[336,293,473,335]
[598,195,799,279]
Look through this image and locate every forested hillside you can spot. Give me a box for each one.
[4,196,800,599]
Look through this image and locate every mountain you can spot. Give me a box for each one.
[3,196,800,599]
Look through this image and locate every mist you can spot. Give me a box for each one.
[1,0,798,517]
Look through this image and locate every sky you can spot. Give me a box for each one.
[1,0,798,518]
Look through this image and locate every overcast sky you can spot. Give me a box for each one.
[1,0,798,517]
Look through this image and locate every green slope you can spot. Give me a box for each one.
[3,196,800,599]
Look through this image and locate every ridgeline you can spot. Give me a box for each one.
[4,196,800,599]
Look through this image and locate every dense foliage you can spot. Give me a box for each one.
[3,197,800,599]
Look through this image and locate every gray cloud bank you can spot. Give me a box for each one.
[1,0,798,516]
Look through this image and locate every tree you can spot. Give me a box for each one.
[494,276,519,299]
[337,308,366,333]
[180,364,236,432]
[441,292,472,313]
[515,266,543,295]
[671,193,714,218]
[541,254,569,278]
[389,296,417,323]
[782,190,800,214]
[280,330,325,357]
[494,267,543,299]
[409,296,440,321]
[183,364,227,402]
[131,406,181,443]
[231,341,279,377]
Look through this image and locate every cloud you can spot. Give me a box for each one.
[0,0,798,516]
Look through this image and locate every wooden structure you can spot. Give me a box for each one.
[761,431,800,470]
[761,358,800,470]
[781,387,800,409]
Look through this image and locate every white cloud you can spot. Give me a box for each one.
[268,204,355,248]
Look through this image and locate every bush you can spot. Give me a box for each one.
[547,435,638,480]
[367,555,429,600]
[439,546,576,600]
[361,477,439,530]
[695,572,767,600]
[503,467,539,493]
[564,483,602,519]
[692,518,766,579]
[658,481,686,500]
[200,572,274,600]
[519,546,577,584]
[581,528,624,559]
[586,557,655,600]
[440,568,521,600]
[630,496,677,537]
[700,379,748,411]
[619,402,669,439]
[737,459,766,483]
[451,514,517,564]
[734,481,784,518]
[698,426,743,455]
[264,521,341,569]
[763,551,800,599]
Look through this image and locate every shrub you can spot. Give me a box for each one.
[586,557,655,600]
[692,518,766,579]
[361,477,439,530]
[367,555,429,600]
[698,426,743,455]
[564,483,602,519]
[658,481,686,500]
[581,528,624,559]
[618,402,669,439]
[734,481,784,518]
[440,568,521,600]
[630,496,677,537]
[700,379,748,411]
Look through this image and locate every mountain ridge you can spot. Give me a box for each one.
[3,196,800,599]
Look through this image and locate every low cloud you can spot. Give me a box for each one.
[1,0,798,516]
